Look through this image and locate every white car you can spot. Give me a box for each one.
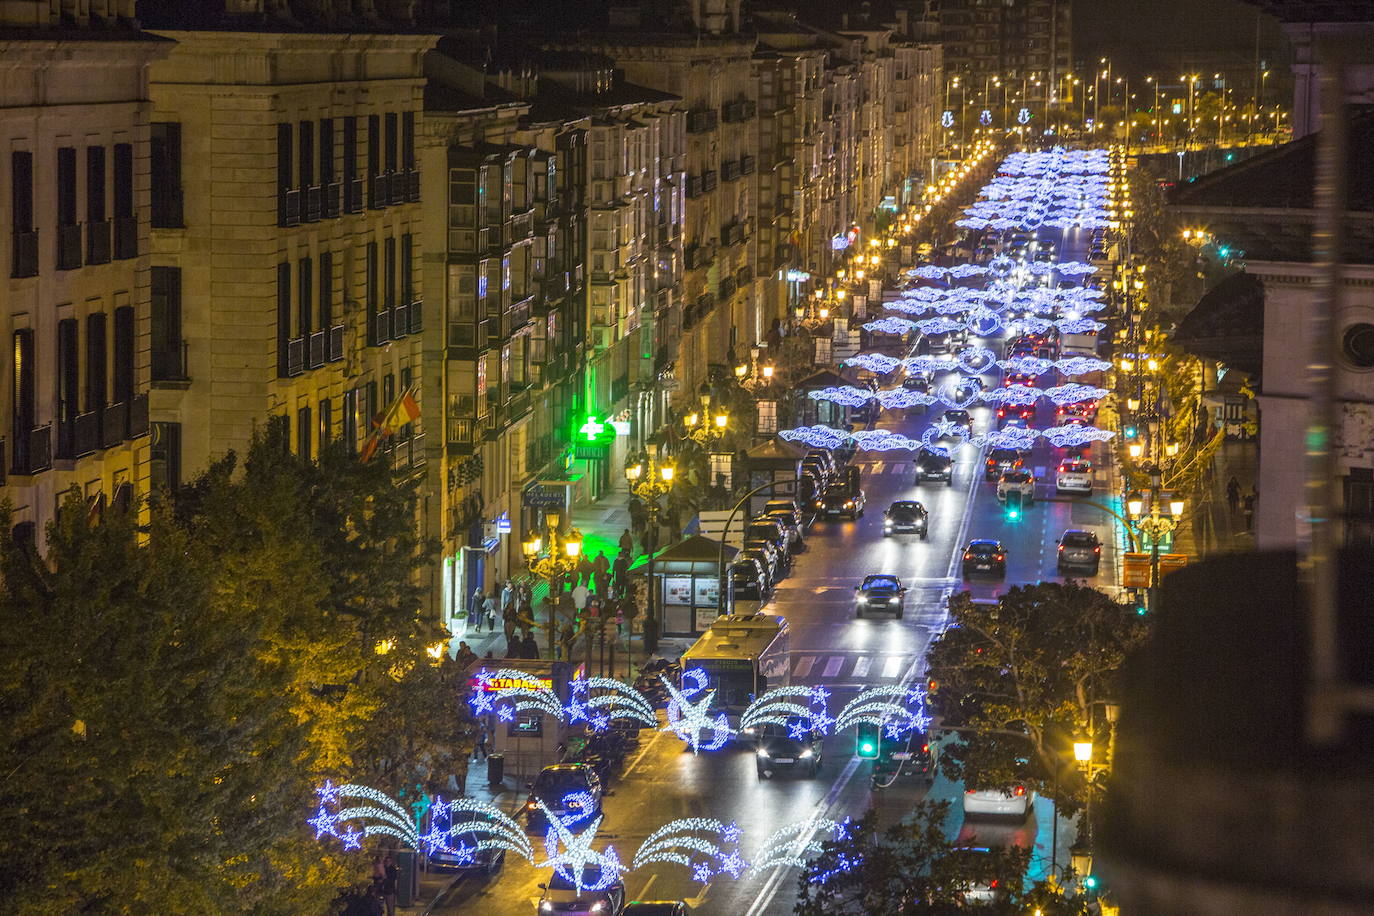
[1055,458,1093,494]
[996,469,1035,504]
[963,785,1035,817]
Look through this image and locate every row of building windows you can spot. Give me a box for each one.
[9,145,137,279]
[276,112,418,226]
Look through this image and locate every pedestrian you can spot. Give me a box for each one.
[455,641,476,669]
[1226,476,1241,514]
[619,527,634,556]
[484,596,499,634]
[559,622,575,661]
[501,579,514,612]
[572,581,589,613]
[503,605,518,643]
[576,553,594,589]
[593,569,611,598]
[521,630,541,659]
[612,551,629,591]
[381,854,398,916]
[371,854,386,890]
[592,550,610,588]
[1242,492,1256,530]
[468,586,483,628]
[455,755,469,797]
[473,721,489,760]
[518,590,534,625]
[363,885,384,916]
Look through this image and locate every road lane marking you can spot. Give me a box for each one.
[822,656,844,677]
[852,656,872,678]
[882,656,904,678]
[622,723,667,777]
[793,655,817,677]
[634,874,658,900]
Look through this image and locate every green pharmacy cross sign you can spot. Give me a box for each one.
[575,415,615,459]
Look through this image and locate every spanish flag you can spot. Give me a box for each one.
[361,386,421,462]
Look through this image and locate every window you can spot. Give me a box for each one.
[298,256,313,336]
[402,111,415,170]
[277,123,294,193]
[299,121,315,190]
[343,387,359,454]
[277,261,292,376]
[383,372,395,412]
[56,318,79,440]
[368,114,380,201]
[319,251,333,328]
[10,151,35,278]
[319,118,335,186]
[150,123,183,228]
[343,116,359,212]
[113,306,134,406]
[384,236,396,309]
[113,143,134,258]
[297,406,312,460]
[367,239,379,313]
[319,398,332,449]
[85,146,107,253]
[365,380,378,432]
[150,421,181,493]
[401,234,413,303]
[86,313,106,412]
[151,267,184,381]
[385,112,398,173]
[400,366,414,438]
[57,147,80,270]
[1347,469,1374,547]
[13,329,35,436]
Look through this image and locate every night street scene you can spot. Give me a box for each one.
[4,0,1374,913]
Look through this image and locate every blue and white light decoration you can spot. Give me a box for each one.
[941,110,954,128]
[979,384,1045,407]
[917,317,967,336]
[836,685,933,740]
[850,429,925,452]
[971,426,1040,451]
[566,676,658,732]
[935,382,983,410]
[905,355,958,373]
[663,668,731,753]
[955,346,999,374]
[740,685,834,738]
[875,387,937,409]
[997,355,1055,376]
[1041,424,1117,448]
[862,316,920,336]
[1056,316,1106,335]
[631,818,749,885]
[806,386,875,408]
[747,818,856,878]
[468,667,566,724]
[1017,107,1031,125]
[1044,384,1108,405]
[539,795,626,894]
[843,353,904,375]
[1054,356,1113,376]
[979,109,993,126]
[420,796,535,863]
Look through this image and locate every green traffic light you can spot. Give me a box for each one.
[860,741,876,755]
[1007,508,1020,520]
[1084,875,1099,890]
[1124,426,1137,437]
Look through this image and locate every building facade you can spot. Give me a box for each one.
[0,0,170,545]
[936,0,1070,102]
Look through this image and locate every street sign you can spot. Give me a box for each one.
[1121,553,1151,588]
[1158,554,1189,578]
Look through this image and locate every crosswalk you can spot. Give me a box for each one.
[855,460,916,476]
[787,651,916,683]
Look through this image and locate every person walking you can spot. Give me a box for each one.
[474,721,489,760]
[517,590,534,626]
[381,854,399,916]
[484,595,498,634]
[1226,476,1241,515]
[1242,492,1256,530]
[502,603,518,643]
[520,630,540,659]
[559,622,575,662]
[612,551,629,595]
[454,755,470,797]
[501,579,515,613]
[468,586,484,629]
[576,552,594,589]
[618,527,634,557]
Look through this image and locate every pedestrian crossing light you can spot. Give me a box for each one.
[856,723,880,759]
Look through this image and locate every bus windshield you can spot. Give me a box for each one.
[696,660,757,712]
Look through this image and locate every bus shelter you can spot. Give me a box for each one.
[632,534,738,638]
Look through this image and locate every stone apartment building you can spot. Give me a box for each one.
[935,0,1070,101]
[0,1,170,545]
[137,2,437,505]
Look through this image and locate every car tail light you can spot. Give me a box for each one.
[963,552,973,560]
[1013,785,1026,796]
[1094,546,1101,553]
[922,744,930,753]
[1057,545,1064,552]
[996,554,1005,561]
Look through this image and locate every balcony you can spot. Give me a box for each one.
[686,175,703,199]
[12,424,51,476]
[73,411,101,458]
[101,402,127,449]
[718,276,736,299]
[323,181,341,219]
[368,309,393,347]
[722,99,757,123]
[408,299,423,334]
[392,301,409,338]
[303,186,323,222]
[687,108,719,134]
[278,336,305,378]
[405,169,420,203]
[722,159,741,183]
[388,172,407,206]
[345,177,364,214]
[86,220,111,265]
[511,210,533,241]
[11,229,37,279]
[114,215,137,260]
[720,221,744,247]
[128,393,149,439]
[327,324,345,362]
[684,243,712,271]
[369,174,386,210]
[278,188,301,227]
[308,329,326,369]
[702,170,718,192]
[741,154,756,176]
[152,340,190,385]
[57,223,82,271]
[737,264,754,286]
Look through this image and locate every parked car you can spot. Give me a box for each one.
[883,500,930,539]
[425,809,507,876]
[525,764,603,832]
[761,500,805,552]
[744,517,790,563]
[729,557,771,602]
[963,784,1034,817]
[961,539,1006,578]
[855,574,907,619]
[1057,529,1102,574]
[755,719,825,778]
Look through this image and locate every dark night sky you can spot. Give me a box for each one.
[1075,0,1292,79]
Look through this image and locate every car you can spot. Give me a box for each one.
[622,903,688,916]
[1003,372,1038,388]
[741,547,781,587]
[525,764,603,831]
[901,373,931,393]
[915,449,954,485]
[744,517,790,563]
[962,784,1034,817]
[883,500,929,539]
[729,557,771,602]
[761,500,805,552]
[805,449,839,480]
[538,866,626,916]
[1057,401,1097,426]
[755,719,825,778]
[425,809,507,876]
[996,403,1036,427]
[984,448,1027,480]
[996,469,1035,504]
[961,540,1006,578]
[816,483,864,519]
[957,375,986,393]
[874,728,937,785]
[1057,529,1102,574]
[800,455,830,489]
[1055,457,1093,493]
[942,409,973,432]
[855,574,906,618]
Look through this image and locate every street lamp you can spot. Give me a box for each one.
[625,445,676,653]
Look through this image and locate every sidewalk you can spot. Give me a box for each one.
[1187,438,1258,557]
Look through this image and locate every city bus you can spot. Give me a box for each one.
[680,613,790,737]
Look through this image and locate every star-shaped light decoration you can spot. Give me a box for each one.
[497,705,515,722]
[662,668,732,753]
[307,805,339,840]
[693,862,714,884]
[722,822,742,846]
[339,826,364,851]
[317,779,342,807]
[718,849,747,879]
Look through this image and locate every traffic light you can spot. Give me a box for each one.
[1004,489,1023,522]
[1124,424,1138,438]
[856,723,879,759]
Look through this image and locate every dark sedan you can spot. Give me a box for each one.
[883,501,929,539]
[856,574,907,618]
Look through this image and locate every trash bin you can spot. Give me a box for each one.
[487,752,504,786]
[395,849,417,907]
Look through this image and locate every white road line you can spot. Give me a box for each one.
[882,655,904,678]
[852,656,872,678]
[822,656,844,677]
[889,462,907,475]
[793,655,817,677]
[622,725,667,777]
[871,460,885,474]
[634,874,658,901]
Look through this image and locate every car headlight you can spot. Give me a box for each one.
[857,594,867,603]
[590,904,607,914]
[799,748,814,758]
[540,903,555,913]
[743,725,757,736]
[845,501,854,508]
[757,747,770,758]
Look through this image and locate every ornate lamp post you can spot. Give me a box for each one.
[1127,466,1185,614]
[523,526,583,658]
[625,445,675,654]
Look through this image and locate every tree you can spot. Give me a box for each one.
[926,582,1147,811]
[794,802,1034,914]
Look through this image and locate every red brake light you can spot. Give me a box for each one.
[922,744,930,753]
[1094,546,1101,553]
[990,879,1000,888]
[1014,785,1026,796]
[963,552,973,560]
[996,553,1004,560]
[1057,545,1064,551]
